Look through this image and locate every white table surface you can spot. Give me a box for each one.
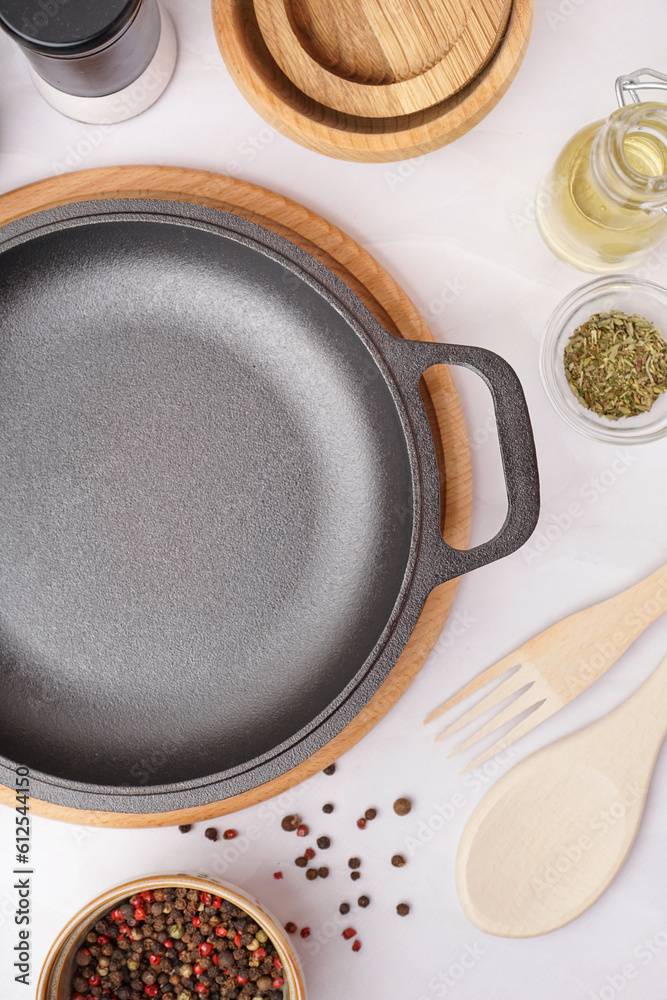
[1,1,667,998]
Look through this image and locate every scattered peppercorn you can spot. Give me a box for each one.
[352,939,362,952]
[317,867,329,879]
[350,871,361,881]
[342,927,357,940]
[295,856,308,868]
[273,872,283,880]
[281,814,300,832]
[316,836,330,850]
[397,903,410,916]
[322,803,334,814]
[223,829,238,840]
[304,847,316,860]
[178,824,192,834]
[358,896,370,908]
[306,869,318,881]
[356,818,367,830]
[204,827,218,842]
[296,824,308,837]
[364,808,377,821]
[323,764,336,775]
[285,922,297,934]
[348,858,361,869]
[300,927,311,939]
[392,854,406,867]
[393,797,412,816]
[339,903,350,915]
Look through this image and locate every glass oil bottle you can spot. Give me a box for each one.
[536,101,667,272]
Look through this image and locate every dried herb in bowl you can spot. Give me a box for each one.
[563,311,667,420]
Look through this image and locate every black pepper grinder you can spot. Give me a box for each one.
[0,0,177,123]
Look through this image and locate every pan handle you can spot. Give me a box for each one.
[384,339,540,584]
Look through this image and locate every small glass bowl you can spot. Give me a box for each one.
[37,874,305,1000]
[540,275,667,443]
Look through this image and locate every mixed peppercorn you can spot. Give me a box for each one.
[70,888,285,1000]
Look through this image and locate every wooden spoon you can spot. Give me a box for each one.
[456,652,667,937]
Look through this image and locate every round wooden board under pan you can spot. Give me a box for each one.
[213,0,533,161]
[0,166,472,827]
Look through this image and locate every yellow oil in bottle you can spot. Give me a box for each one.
[536,107,667,272]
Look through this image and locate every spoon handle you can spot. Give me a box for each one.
[618,560,667,627]
[611,649,667,750]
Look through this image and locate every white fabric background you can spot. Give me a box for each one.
[0,1,666,997]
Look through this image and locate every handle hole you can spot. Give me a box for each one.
[421,365,508,549]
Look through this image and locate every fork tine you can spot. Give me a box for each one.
[459,699,554,773]
[433,667,530,743]
[424,650,523,725]
[447,685,543,756]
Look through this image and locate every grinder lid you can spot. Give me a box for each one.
[0,0,141,54]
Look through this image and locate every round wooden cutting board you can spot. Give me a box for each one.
[212,0,533,161]
[0,166,472,826]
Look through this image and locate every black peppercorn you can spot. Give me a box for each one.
[392,854,406,867]
[295,857,308,868]
[204,827,218,842]
[323,764,336,775]
[348,857,361,869]
[350,871,361,881]
[364,808,377,821]
[316,836,330,850]
[397,903,410,916]
[281,814,300,832]
[339,903,350,915]
[305,869,318,881]
[358,896,370,908]
[322,803,334,814]
[317,867,329,879]
[178,825,192,834]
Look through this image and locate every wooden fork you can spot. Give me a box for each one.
[424,561,667,769]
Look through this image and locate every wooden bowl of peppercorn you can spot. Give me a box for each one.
[37,874,306,1000]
